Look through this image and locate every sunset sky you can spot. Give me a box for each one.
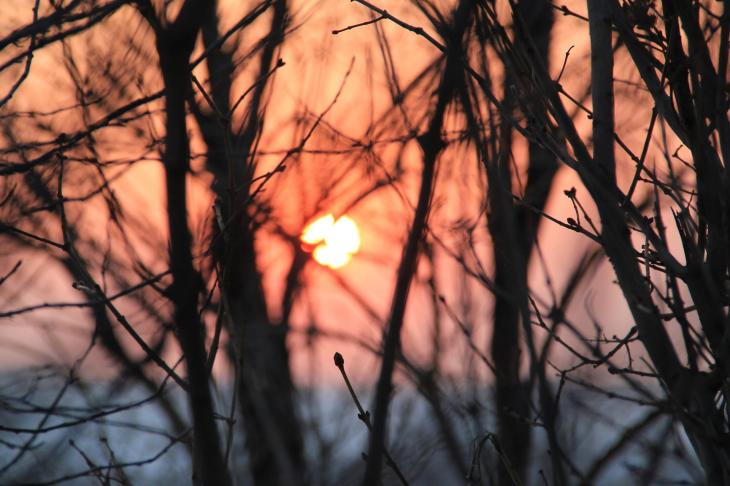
[0,0,687,383]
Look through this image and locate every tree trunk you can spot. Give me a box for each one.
[155,2,232,482]
[489,2,556,483]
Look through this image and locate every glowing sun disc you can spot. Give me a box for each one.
[301,214,360,269]
[313,245,352,268]
[300,214,335,245]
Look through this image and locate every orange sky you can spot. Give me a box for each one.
[0,0,697,385]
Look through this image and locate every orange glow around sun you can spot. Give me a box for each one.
[301,214,361,269]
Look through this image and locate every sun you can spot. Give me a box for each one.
[301,214,361,269]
